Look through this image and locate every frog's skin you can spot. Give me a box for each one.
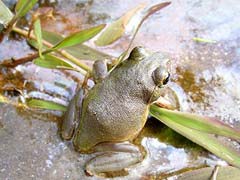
[61,47,170,176]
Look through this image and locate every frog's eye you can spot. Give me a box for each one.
[152,67,170,87]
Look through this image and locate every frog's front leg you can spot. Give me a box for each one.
[61,60,108,139]
[85,142,145,177]
[92,60,108,83]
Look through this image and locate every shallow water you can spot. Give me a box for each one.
[0,0,240,179]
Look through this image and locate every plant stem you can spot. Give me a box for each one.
[4,26,92,73]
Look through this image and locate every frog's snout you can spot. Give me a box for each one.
[152,66,170,87]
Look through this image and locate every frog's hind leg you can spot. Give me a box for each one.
[61,72,90,140]
[85,142,145,177]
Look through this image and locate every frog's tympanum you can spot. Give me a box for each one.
[61,47,170,177]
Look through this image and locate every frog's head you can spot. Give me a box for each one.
[129,46,170,86]
[128,46,170,103]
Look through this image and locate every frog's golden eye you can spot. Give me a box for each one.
[152,67,170,87]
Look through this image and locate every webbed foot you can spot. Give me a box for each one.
[85,142,144,177]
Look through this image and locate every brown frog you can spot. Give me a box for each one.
[60,46,170,176]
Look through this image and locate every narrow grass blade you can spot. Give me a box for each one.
[110,2,171,70]
[125,2,171,53]
[151,106,240,140]
[26,98,67,111]
[193,37,217,43]
[177,166,240,180]
[150,104,240,168]
[95,2,170,46]
[64,44,112,61]
[28,30,113,61]
[0,0,14,27]
[33,54,75,69]
[141,2,171,22]
[33,18,43,57]
[42,30,113,60]
[48,24,105,52]
[15,0,38,19]
[95,4,146,46]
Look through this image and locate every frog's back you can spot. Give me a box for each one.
[74,70,149,151]
[73,48,167,152]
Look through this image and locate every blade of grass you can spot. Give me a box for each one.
[33,18,43,57]
[150,104,240,168]
[124,2,171,58]
[177,166,240,180]
[31,30,113,61]
[95,4,146,46]
[46,24,105,53]
[193,37,217,43]
[26,98,67,111]
[15,0,38,19]
[33,54,75,69]
[151,105,240,140]
[11,27,90,73]
[5,0,37,33]
[109,2,171,72]
[64,44,113,61]
[0,0,14,27]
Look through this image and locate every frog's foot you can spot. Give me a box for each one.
[85,142,144,177]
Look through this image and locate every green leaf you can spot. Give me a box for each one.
[153,107,240,140]
[150,104,240,168]
[141,2,171,23]
[34,54,75,69]
[108,2,171,71]
[193,37,217,43]
[95,2,171,47]
[177,166,240,180]
[64,44,112,61]
[0,0,14,27]
[26,98,67,111]
[15,0,38,19]
[126,2,171,52]
[28,39,42,50]
[42,30,62,44]
[33,19,43,57]
[29,30,113,61]
[95,4,146,46]
[48,24,106,52]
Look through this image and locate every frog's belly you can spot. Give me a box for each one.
[74,99,149,152]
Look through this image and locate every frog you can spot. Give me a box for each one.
[60,46,171,177]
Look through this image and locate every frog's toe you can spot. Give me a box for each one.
[85,151,143,177]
